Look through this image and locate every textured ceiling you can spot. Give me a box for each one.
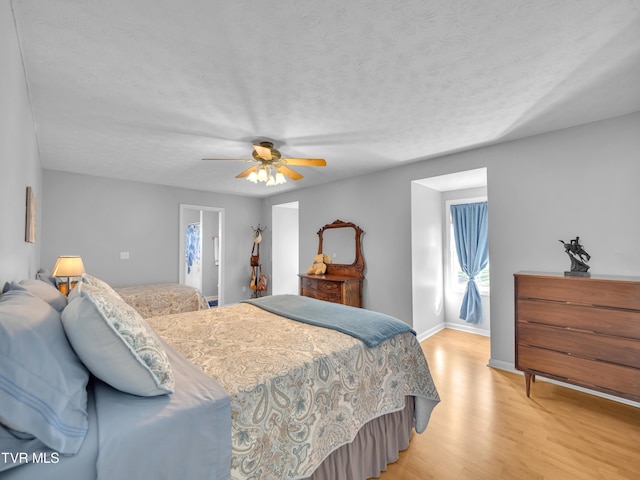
[10,0,640,197]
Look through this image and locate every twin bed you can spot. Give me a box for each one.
[1,275,439,479]
[113,282,210,318]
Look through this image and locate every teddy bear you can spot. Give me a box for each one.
[306,253,332,275]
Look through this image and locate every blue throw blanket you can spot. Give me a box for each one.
[243,295,415,347]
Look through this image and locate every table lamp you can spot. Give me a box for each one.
[51,256,85,295]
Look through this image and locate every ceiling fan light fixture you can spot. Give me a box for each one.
[246,165,285,186]
[204,141,325,187]
[266,174,276,186]
[275,172,287,185]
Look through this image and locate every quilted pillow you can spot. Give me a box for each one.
[0,289,89,459]
[62,282,174,397]
[78,273,119,297]
[3,279,67,312]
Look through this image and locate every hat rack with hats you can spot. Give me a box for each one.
[250,225,267,297]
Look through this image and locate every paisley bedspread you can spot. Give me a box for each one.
[115,283,209,318]
[147,302,440,480]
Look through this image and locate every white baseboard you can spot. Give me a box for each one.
[416,324,445,342]
[416,323,489,342]
[445,322,490,337]
[487,358,517,373]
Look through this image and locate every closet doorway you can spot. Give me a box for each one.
[179,204,224,307]
[271,201,299,295]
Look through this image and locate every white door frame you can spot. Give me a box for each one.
[179,204,225,306]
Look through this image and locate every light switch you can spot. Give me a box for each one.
[120,252,130,260]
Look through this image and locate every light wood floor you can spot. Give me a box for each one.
[377,329,640,480]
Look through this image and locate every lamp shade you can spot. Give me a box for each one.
[51,256,86,277]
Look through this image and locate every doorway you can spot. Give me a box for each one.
[179,204,224,306]
[411,168,489,338]
[271,202,299,295]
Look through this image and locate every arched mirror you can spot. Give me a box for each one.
[317,220,365,278]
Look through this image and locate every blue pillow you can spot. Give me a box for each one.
[0,289,89,460]
[36,269,58,288]
[3,279,67,312]
[62,282,174,397]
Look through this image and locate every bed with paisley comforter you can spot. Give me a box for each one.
[147,295,440,480]
[114,282,210,318]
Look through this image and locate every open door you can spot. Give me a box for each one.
[179,204,224,306]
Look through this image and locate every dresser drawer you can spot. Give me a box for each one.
[299,274,362,307]
[517,345,640,401]
[517,275,640,310]
[300,287,341,303]
[301,277,341,291]
[518,322,640,369]
[301,277,317,290]
[516,299,640,340]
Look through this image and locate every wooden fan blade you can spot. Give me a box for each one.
[278,165,303,181]
[281,158,326,166]
[253,144,272,160]
[235,165,259,178]
[202,158,252,161]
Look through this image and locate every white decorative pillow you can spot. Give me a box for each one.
[61,282,174,397]
[78,273,120,297]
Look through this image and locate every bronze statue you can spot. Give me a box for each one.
[559,236,591,276]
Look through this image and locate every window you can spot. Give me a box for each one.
[448,199,490,295]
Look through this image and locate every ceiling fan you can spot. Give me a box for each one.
[202,141,326,186]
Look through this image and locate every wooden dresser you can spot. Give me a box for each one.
[514,272,640,402]
[299,220,365,308]
[299,274,362,307]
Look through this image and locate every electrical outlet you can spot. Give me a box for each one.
[120,252,130,260]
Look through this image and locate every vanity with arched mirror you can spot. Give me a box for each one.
[298,219,365,307]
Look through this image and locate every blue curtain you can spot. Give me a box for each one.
[451,202,489,324]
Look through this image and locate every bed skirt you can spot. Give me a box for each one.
[304,396,415,480]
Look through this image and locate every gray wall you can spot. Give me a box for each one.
[485,114,640,368]
[265,170,419,321]
[263,112,640,368]
[0,2,42,284]
[41,170,262,305]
